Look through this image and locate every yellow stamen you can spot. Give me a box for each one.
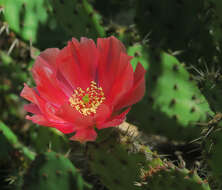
[69,81,105,116]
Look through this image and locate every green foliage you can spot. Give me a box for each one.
[128,44,213,141]
[203,124,222,186]
[0,121,35,161]
[142,165,211,190]
[29,126,69,154]
[87,129,146,190]
[0,50,32,126]
[22,151,91,190]
[0,129,14,163]
[49,0,105,39]
[0,0,68,48]
[201,77,222,113]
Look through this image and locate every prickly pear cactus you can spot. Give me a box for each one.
[0,127,14,163]
[127,44,213,141]
[87,128,147,190]
[142,164,211,190]
[0,121,35,161]
[49,0,105,39]
[22,151,91,190]
[0,0,69,48]
[29,126,69,154]
[200,73,222,113]
[203,122,222,186]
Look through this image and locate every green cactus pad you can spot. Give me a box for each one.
[29,125,69,154]
[0,129,14,163]
[201,77,222,113]
[142,165,211,190]
[0,0,69,48]
[87,128,147,190]
[49,0,105,39]
[0,121,35,161]
[22,151,91,190]
[127,44,213,141]
[203,124,222,185]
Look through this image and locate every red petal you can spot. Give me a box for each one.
[51,122,76,134]
[97,107,131,129]
[55,125,75,134]
[107,62,134,107]
[97,36,131,95]
[24,104,41,114]
[115,63,146,110]
[56,41,83,89]
[39,48,73,97]
[56,70,73,97]
[21,84,64,123]
[56,102,94,128]
[56,38,98,90]
[32,52,68,106]
[26,114,50,126]
[69,128,97,142]
[94,103,112,126]
[37,48,60,68]
[20,83,38,103]
[77,37,99,82]
[134,62,146,84]
[26,114,75,134]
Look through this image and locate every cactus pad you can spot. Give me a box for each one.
[87,128,147,190]
[142,165,210,190]
[127,44,212,140]
[49,0,105,39]
[29,126,69,154]
[203,124,222,185]
[0,0,69,48]
[22,151,91,190]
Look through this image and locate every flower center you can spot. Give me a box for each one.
[69,81,105,116]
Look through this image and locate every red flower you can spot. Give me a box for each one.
[20,36,146,142]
